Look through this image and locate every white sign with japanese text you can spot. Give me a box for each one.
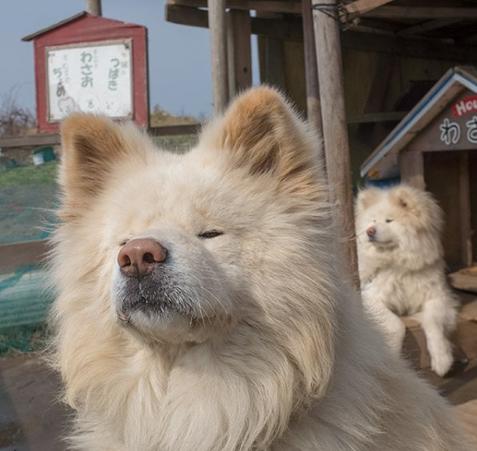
[46,41,132,121]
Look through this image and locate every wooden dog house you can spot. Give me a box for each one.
[361,66,477,289]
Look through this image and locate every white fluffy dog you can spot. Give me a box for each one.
[50,88,468,450]
[356,185,458,376]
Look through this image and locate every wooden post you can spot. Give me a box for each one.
[400,150,425,190]
[227,10,252,98]
[86,0,102,16]
[302,0,324,163]
[459,152,472,268]
[311,0,359,283]
[208,0,229,113]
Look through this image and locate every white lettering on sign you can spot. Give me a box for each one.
[452,95,477,117]
[466,116,477,143]
[439,118,460,145]
[47,41,132,122]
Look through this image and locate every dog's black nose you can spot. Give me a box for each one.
[118,238,168,277]
[366,226,376,238]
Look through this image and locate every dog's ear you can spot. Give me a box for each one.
[59,114,145,217]
[356,187,381,212]
[390,185,416,210]
[200,87,319,197]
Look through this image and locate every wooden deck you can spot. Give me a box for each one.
[455,400,477,446]
[403,290,477,446]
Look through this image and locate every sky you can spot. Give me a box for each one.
[0,0,258,118]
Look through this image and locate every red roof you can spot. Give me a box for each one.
[22,11,144,41]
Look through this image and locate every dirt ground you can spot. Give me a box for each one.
[0,354,70,451]
[1,353,476,451]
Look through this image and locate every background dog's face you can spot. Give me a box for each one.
[57,88,325,346]
[356,185,443,252]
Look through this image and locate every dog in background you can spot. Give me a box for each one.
[356,184,458,376]
[50,88,468,450]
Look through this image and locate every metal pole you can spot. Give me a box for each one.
[208,0,229,113]
[86,0,102,16]
[311,0,359,284]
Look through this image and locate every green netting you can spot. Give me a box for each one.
[0,266,52,327]
[0,266,52,354]
[0,137,196,353]
[0,162,58,244]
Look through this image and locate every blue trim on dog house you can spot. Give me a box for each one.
[361,66,477,179]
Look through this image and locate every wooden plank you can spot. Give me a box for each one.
[149,123,201,136]
[348,111,406,124]
[302,0,324,159]
[455,401,477,447]
[312,0,359,285]
[365,7,477,20]
[342,31,477,63]
[227,9,252,97]
[397,19,461,37]
[0,240,49,273]
[208,0,229,113]
[399,150,425,190]
[0,124,201,149]
[0,134,60,148]
[165,5,477,63]
[450,267,477,294]
[257,35,286,89]
[459,152,473,267]
[345,0,395,17]
[169,0,302,15]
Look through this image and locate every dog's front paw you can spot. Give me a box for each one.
[430,349,454,377]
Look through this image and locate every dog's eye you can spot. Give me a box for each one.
[385,219,393,223]
[198,230,224,239]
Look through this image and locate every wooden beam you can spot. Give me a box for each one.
[342,31,477,63]
[258,35,286,89]
[302,0,324,158]
[208,0,229,113]
[167,4,303,40]
[459,152,473,267]
[148,123,201,136]
[227,9,252,97]
[345,0,395,17]
[397,19,460,37]
[365,7,477,20]
[0,124,201,149]
[399,150,425,190]
[312,0,359,284]
[165,4,477,63]
[347,111,406,124]
[169,0,302,15]
[0,133,60,148]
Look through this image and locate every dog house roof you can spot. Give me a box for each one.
[21,11,143,41]
[361,66,477,180]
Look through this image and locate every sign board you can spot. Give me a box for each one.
[46,41,132,121]
[408,91,477,153]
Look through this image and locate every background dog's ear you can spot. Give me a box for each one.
[356,187,381,212]
[59,114,145,217]
[200,87,319,197]
[391,185,415,209]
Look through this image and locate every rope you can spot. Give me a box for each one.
[312,2,359,29]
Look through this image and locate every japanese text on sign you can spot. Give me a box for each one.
[47,42,132,121]
[439,116,477,146]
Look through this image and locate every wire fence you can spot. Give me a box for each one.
[0,131,198,352]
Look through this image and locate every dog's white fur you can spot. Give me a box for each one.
[355,185,458,376]
[51,88,467,450]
